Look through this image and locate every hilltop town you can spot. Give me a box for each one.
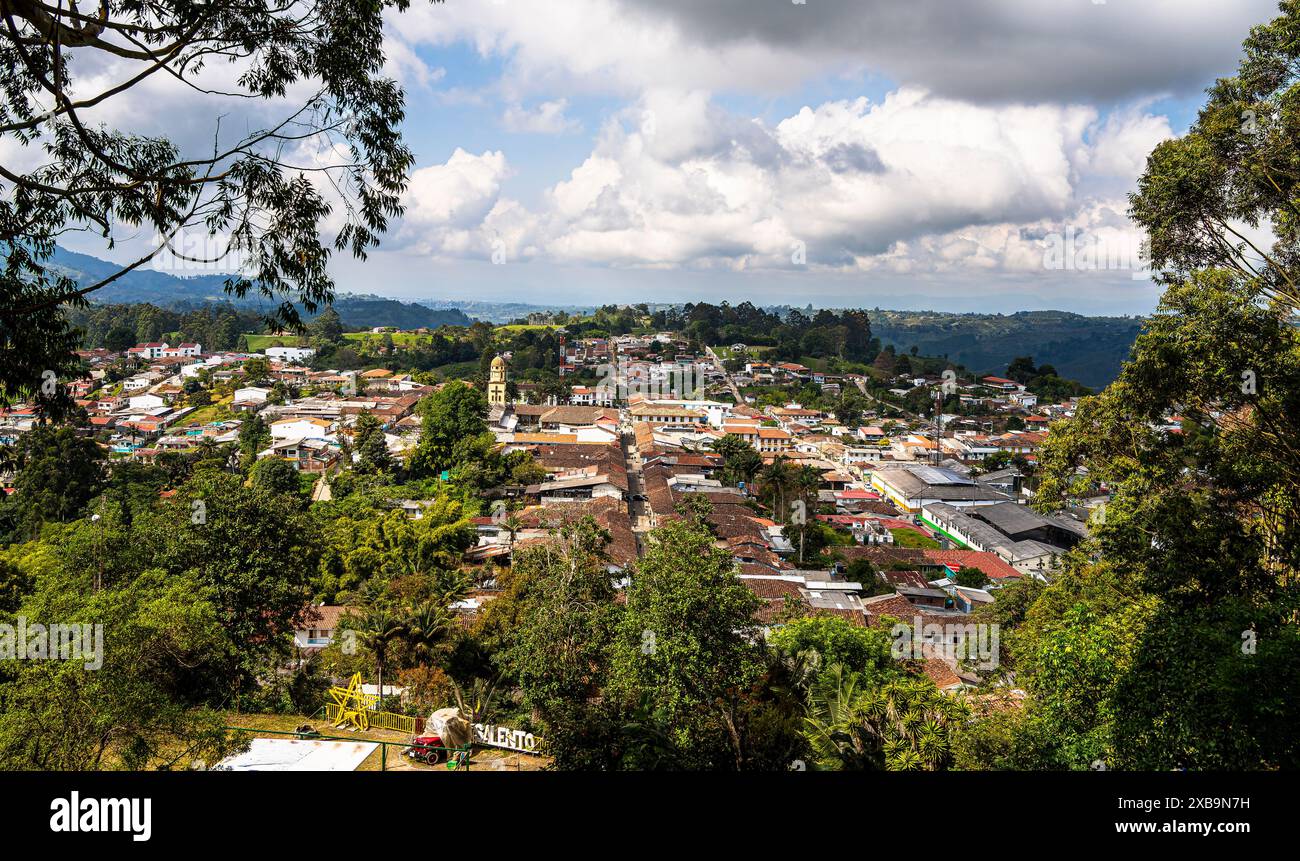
[3,0,1298,790]
[0,309,1116,717]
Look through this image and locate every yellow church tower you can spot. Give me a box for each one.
[487,354,508,406]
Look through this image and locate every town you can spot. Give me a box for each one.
[0,304,1122,770]
[1,0,1296,804]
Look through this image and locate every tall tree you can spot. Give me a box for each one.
[1,0,444,407]
[610,516,766,770]
[352,411,395,475]
[991,2,1300,771]
[409,381,490,478]
[713,433,762,488]
[153,469,316,695]
[0,424,105,541]
[498,517,623,769]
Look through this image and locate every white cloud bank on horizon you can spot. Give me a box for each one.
[23,0,1280,313]
[392,87,1170,280]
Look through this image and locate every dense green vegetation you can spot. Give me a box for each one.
[956,3,1300,769]
[867,309,1143,389]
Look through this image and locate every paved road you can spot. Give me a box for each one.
[705,346,746,405]
[619,427,651,556]
[852,373,923,423]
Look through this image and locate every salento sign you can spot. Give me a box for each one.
[472,723,539,754]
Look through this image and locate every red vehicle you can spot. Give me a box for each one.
[407,734,446,765]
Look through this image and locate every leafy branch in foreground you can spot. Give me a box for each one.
[0,0,442,409]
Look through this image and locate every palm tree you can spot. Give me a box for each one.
[620,692,679,770]
[804,664,875,770]
[501,512,525,565]
[406,600,453,665]
[793,464,822,562]
[802,664,968,771]
[353,605,408,711]
[451,676,501,725]
[795,464,822,500]
[760,457,795,516]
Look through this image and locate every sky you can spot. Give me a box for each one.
[46,0,1286,315]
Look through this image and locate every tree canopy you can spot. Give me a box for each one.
[1,0,443,410]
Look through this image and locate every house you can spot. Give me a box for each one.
[920,501,1086,577]
[270,417,335,440]
[981,376,1020,391]
[294,605,347,649]
[832,487,882,513]
[755,426,792,454]
[261,438,340,472]
[127,394,166,412]
[526,473,626,503]
[1009,391,1039,409]
[740,571,867,626]
[233,387,271,411]
[842,446,884,467]
[857,426,888,443]
[976,467,1022,496]
[870,464,1011,514]
[628,402,708,427]
[162,343,202,358]
[126,342,168,360]
[769,406,822,429]
[539,406,619,431]
[774,362,811,379]
[265,346,317,363]
[569,385,614,407]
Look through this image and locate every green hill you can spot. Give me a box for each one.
[866,309,1143,388]
[49,247,472,330]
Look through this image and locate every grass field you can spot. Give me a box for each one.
[342,332,433,346]
[890,527,943,550]
[244,332,439,351]
[216,710,549,772]
[184,395,232,425]
[712,344,773,361]
[430,359,480,379]
[243,334,308,351]
[496,323,557,333]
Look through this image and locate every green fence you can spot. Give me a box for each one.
[223,724,472,772]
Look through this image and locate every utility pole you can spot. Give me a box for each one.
[91,508,103,592]
[933,387,943,464]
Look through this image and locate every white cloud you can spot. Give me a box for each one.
[393,88,1169,282]
[398,148,522,258]
[501,99,581,134]
[388,0,1276,104]
[1084,106,1174,179]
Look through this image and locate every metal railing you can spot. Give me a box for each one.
[323,702,420,734]
[223,724,472,771]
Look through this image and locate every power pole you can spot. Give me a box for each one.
[933,387,943,464]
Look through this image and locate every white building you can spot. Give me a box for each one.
[270,417,335,440]
[233,387,271,411]
[127,394,165,411]
[265,346,317,363]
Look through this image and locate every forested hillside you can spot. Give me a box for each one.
[50,248,472,331]
[867,310,1143,388]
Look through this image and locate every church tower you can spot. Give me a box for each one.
[487,354,508,406]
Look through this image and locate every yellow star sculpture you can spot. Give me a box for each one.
[328,673,378,731]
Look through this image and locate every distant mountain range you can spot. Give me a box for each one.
[49,247,472,330]
[49,249,1142,387]
[418,299,595,325]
